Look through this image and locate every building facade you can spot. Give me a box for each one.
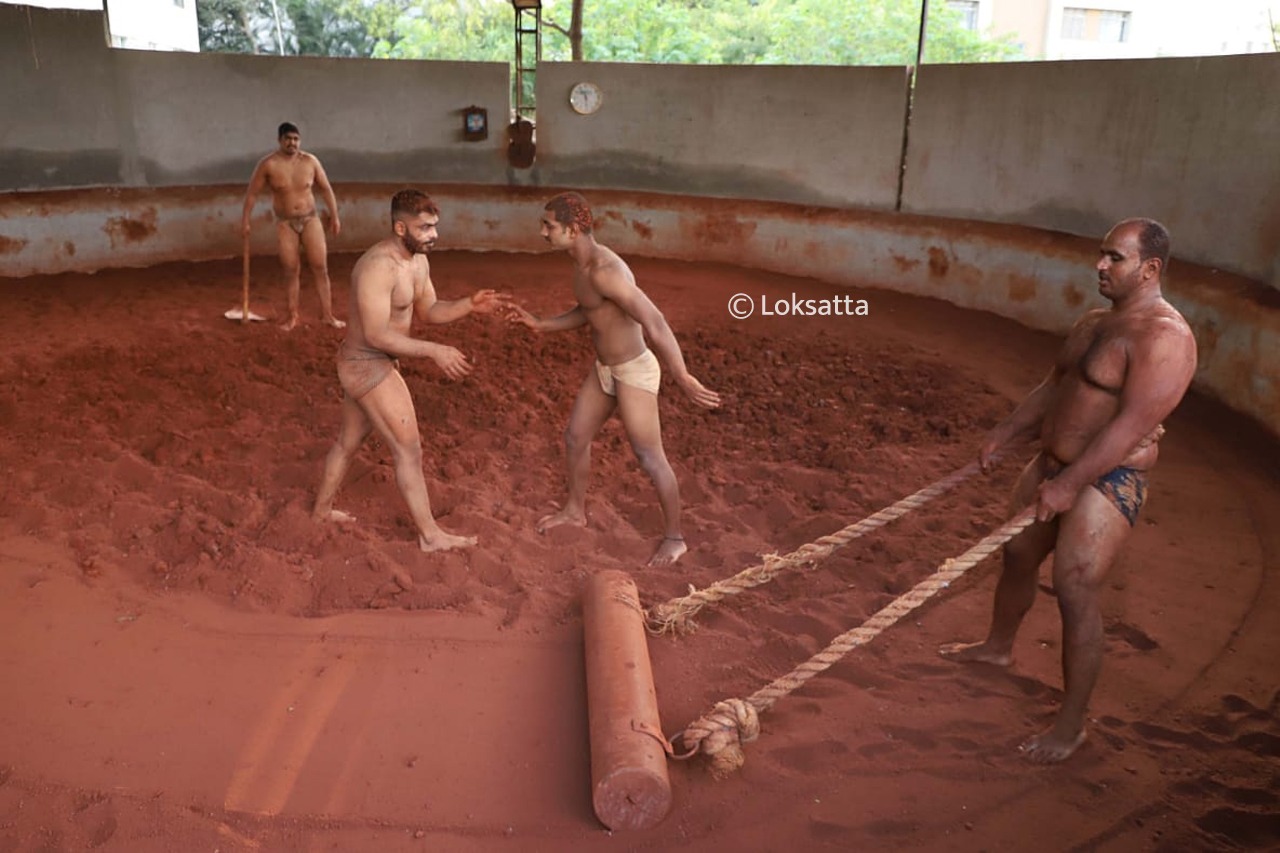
[1,0,198,51]
[947,0,1277,60]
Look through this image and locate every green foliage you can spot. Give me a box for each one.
[197,0,413,57]
[533,0,1020,65]
[372,0,511,61]
[198,0,1024,65]
[196,0,263,53]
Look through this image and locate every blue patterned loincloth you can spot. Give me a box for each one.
[1091,466,1147,527]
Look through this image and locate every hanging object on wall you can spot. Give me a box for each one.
[569,82,603,115]
[508,118,535,169]
[463,106,488,141]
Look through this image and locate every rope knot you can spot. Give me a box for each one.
[679,698,760,778]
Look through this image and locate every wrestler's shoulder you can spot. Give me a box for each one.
[1126,303,1195,342]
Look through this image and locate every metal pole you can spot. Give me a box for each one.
[915,0,930,68]
[269,0,285,56]
[896,0,929,212]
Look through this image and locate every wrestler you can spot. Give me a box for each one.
[940,218,1197,763]
[312,189,507,552]
[241,121,344,331]
[506,192,721,567]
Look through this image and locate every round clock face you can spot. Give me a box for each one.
[569,81,603,115]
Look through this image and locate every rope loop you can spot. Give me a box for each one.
[678,698,761,778]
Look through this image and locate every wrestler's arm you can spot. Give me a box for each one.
[311,156,341,236]
[506,303,588,333]
[357,259,466,371]
[977,312,1103,469]
[240,157,269,236]
[1040,321,1197,512]
[595,267,721,409]
[423,285,510,324]
[979,372,1057,468]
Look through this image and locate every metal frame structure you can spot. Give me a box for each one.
[511,0,542,121]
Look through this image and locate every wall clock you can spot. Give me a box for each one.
[569,81,603,115]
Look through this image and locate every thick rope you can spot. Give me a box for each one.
[647,460,986,635]
[677,506,1038,777]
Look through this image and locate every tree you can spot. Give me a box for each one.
[371,0,511,61]
[545,0,584,61]
[197,0,264,54]
[198,0,411,57]
[199,0,1022,66]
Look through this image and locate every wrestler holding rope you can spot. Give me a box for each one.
[941,218,1197,763]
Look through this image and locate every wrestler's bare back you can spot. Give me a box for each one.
[258,151,323,219]
[1041,301,1192,469]
[571,245,649,365]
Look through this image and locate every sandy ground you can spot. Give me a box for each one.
[0,250,1277,852]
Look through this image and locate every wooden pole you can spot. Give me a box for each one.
[241,232,251,325]
[583,570,671,831]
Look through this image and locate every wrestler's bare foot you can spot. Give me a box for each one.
[1020,727,1087,764]
[536,506,586,534]
[280,314,301,332]
[418,530,477,553]
[314,508,356,523]
[938,640,1013,666]
[323,316,347,330]
[648,536,687,567]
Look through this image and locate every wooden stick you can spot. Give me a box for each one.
[241,232,251,325]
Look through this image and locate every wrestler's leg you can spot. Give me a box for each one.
[276,219,303,331]
[1021,485,1131,764]
[313,393,373,523]
[301,216,344,329]
[941,454,1058,664]
[615,382,686,567]
[360,370,475,552]
[538,371,615,533]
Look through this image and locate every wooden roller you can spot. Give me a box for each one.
[583,570,672,831]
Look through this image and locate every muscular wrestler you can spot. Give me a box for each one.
[506,192,721,567]
[312,189,506,552]
[941,218,1198,763]
[241,121,344,331]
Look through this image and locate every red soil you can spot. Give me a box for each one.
[0,251,1276,851]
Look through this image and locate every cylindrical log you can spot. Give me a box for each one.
[583,569,672,831]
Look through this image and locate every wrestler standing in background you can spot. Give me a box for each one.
[241,121,344,331]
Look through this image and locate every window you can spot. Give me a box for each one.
[947,0,980,32]
[1061,7,1131,43]
[1061,8,1088,40]
[1098,10,1130,43]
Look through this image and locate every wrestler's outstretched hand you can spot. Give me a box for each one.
[431,344,473,381]
[503,302,540,330]
[470,289,512,315]
[677,374,721,409]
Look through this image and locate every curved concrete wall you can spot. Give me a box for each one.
[2,6,1277,439]
[0,185,1274,440]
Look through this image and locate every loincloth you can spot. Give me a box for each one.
[276,211,317,236]
[336,342,397,400]
[1045,456,1148,527]
[595,348,661,396]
